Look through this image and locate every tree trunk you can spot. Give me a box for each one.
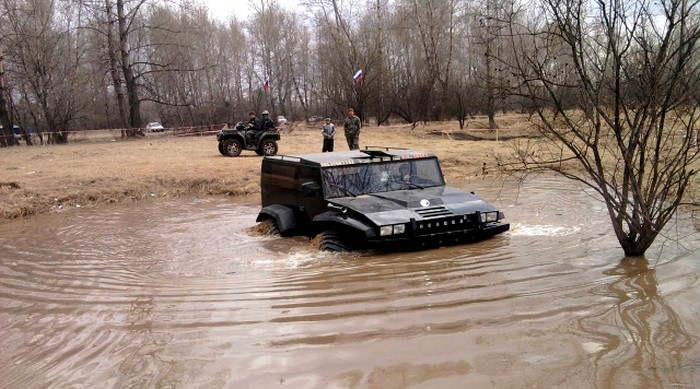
[116,0,142,136]
[105,0,129,130]
[0,53,15,147]
[508,0,700,257]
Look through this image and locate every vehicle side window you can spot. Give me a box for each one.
[412,158,445,185]
[321,165,375,197]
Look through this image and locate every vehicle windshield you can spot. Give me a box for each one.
[321,158,444,198]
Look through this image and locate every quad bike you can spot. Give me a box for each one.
[217,121,280,157]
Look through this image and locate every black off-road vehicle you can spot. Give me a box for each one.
[255,147,510,251]
[217,121,280,157]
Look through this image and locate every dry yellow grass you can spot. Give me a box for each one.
[1,118,534,219]
[2,114,697,227]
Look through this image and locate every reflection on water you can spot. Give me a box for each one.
[0,176,698,388]
[569,258,698,388]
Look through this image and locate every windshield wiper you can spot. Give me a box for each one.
[404,181,425,189]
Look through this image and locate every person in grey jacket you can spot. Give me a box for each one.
[321,117,336,152]
[343,107,361,150]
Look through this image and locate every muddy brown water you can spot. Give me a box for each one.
[1,176,698,388]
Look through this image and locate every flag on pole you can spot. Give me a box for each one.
[262,79,270,92]
[353,69,364,83]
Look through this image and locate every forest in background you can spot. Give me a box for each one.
[0,0,588,138]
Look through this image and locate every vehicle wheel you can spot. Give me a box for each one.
[217,141,226,156]
[259,139,278,156]
[316,231,350,252]
[258,219,280,235]
[223,139,243,157]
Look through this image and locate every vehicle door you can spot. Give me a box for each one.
[297,165,325,221]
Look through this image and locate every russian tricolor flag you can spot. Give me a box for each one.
[353,69,364,83]
[263,79,270,92]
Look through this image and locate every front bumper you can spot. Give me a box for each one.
[366,221,510,250]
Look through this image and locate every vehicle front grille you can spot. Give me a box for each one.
[415,205,453,218]
[414,214,477,236]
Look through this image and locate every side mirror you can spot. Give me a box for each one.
[299,181,321,197]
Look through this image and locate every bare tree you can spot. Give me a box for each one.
[144,4,226,126]
[1,0,87,144]
[77,0,148,134]
[286,23,313,118]
[468,0,523,128]
[508,0,700,256]
[396,0,459,121]
[307,0,380,120]
[248,0,300,116]
[0,52,14,147]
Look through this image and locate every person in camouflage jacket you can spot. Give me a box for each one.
[343,107,361,150]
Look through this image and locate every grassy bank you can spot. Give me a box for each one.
[1,120,530,220]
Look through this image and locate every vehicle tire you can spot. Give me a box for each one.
[259,139,278,156]
[258,219,280,235]
[222,139,243,157]
[217,141,226,156]
[316,230,350,252]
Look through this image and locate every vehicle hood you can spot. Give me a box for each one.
[328,186,499,226]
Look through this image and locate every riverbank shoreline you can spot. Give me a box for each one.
[2,118,698,233]
[1,120,533,220]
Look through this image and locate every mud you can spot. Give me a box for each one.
[1,176,698,388]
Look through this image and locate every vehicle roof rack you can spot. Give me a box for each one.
[360,146,408,159]
[363,145,408,151]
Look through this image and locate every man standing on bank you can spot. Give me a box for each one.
[344,107,361,150]
[321,117,336,152]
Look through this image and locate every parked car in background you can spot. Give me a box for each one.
[1,125,23,141]
[146,122,165,132]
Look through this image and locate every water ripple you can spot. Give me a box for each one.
[1,179,698,388]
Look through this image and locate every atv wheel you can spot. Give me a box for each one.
[258,219,280,235]
[258,139,278,156]
[222,139,243,157]
[316,231,350,252]
[217,141,226,155]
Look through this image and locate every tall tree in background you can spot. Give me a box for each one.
[403,0,458,121]
[0,51,14,146]
[309,0,377,120]
[1,0,87,143]
[146,4,220,126]
[470,0,521,129]
[286,22,313,118]
[114,0,144,131]
[509,0,700,256]
[92,0,143,134]
[248,0,306,117]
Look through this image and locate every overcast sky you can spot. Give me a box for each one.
[203,0,302,21]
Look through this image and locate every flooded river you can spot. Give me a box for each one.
[1,176,698,388]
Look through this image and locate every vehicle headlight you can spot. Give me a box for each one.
[479,211,499,223]
[379,224,406,236]
[380,225,393,236]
